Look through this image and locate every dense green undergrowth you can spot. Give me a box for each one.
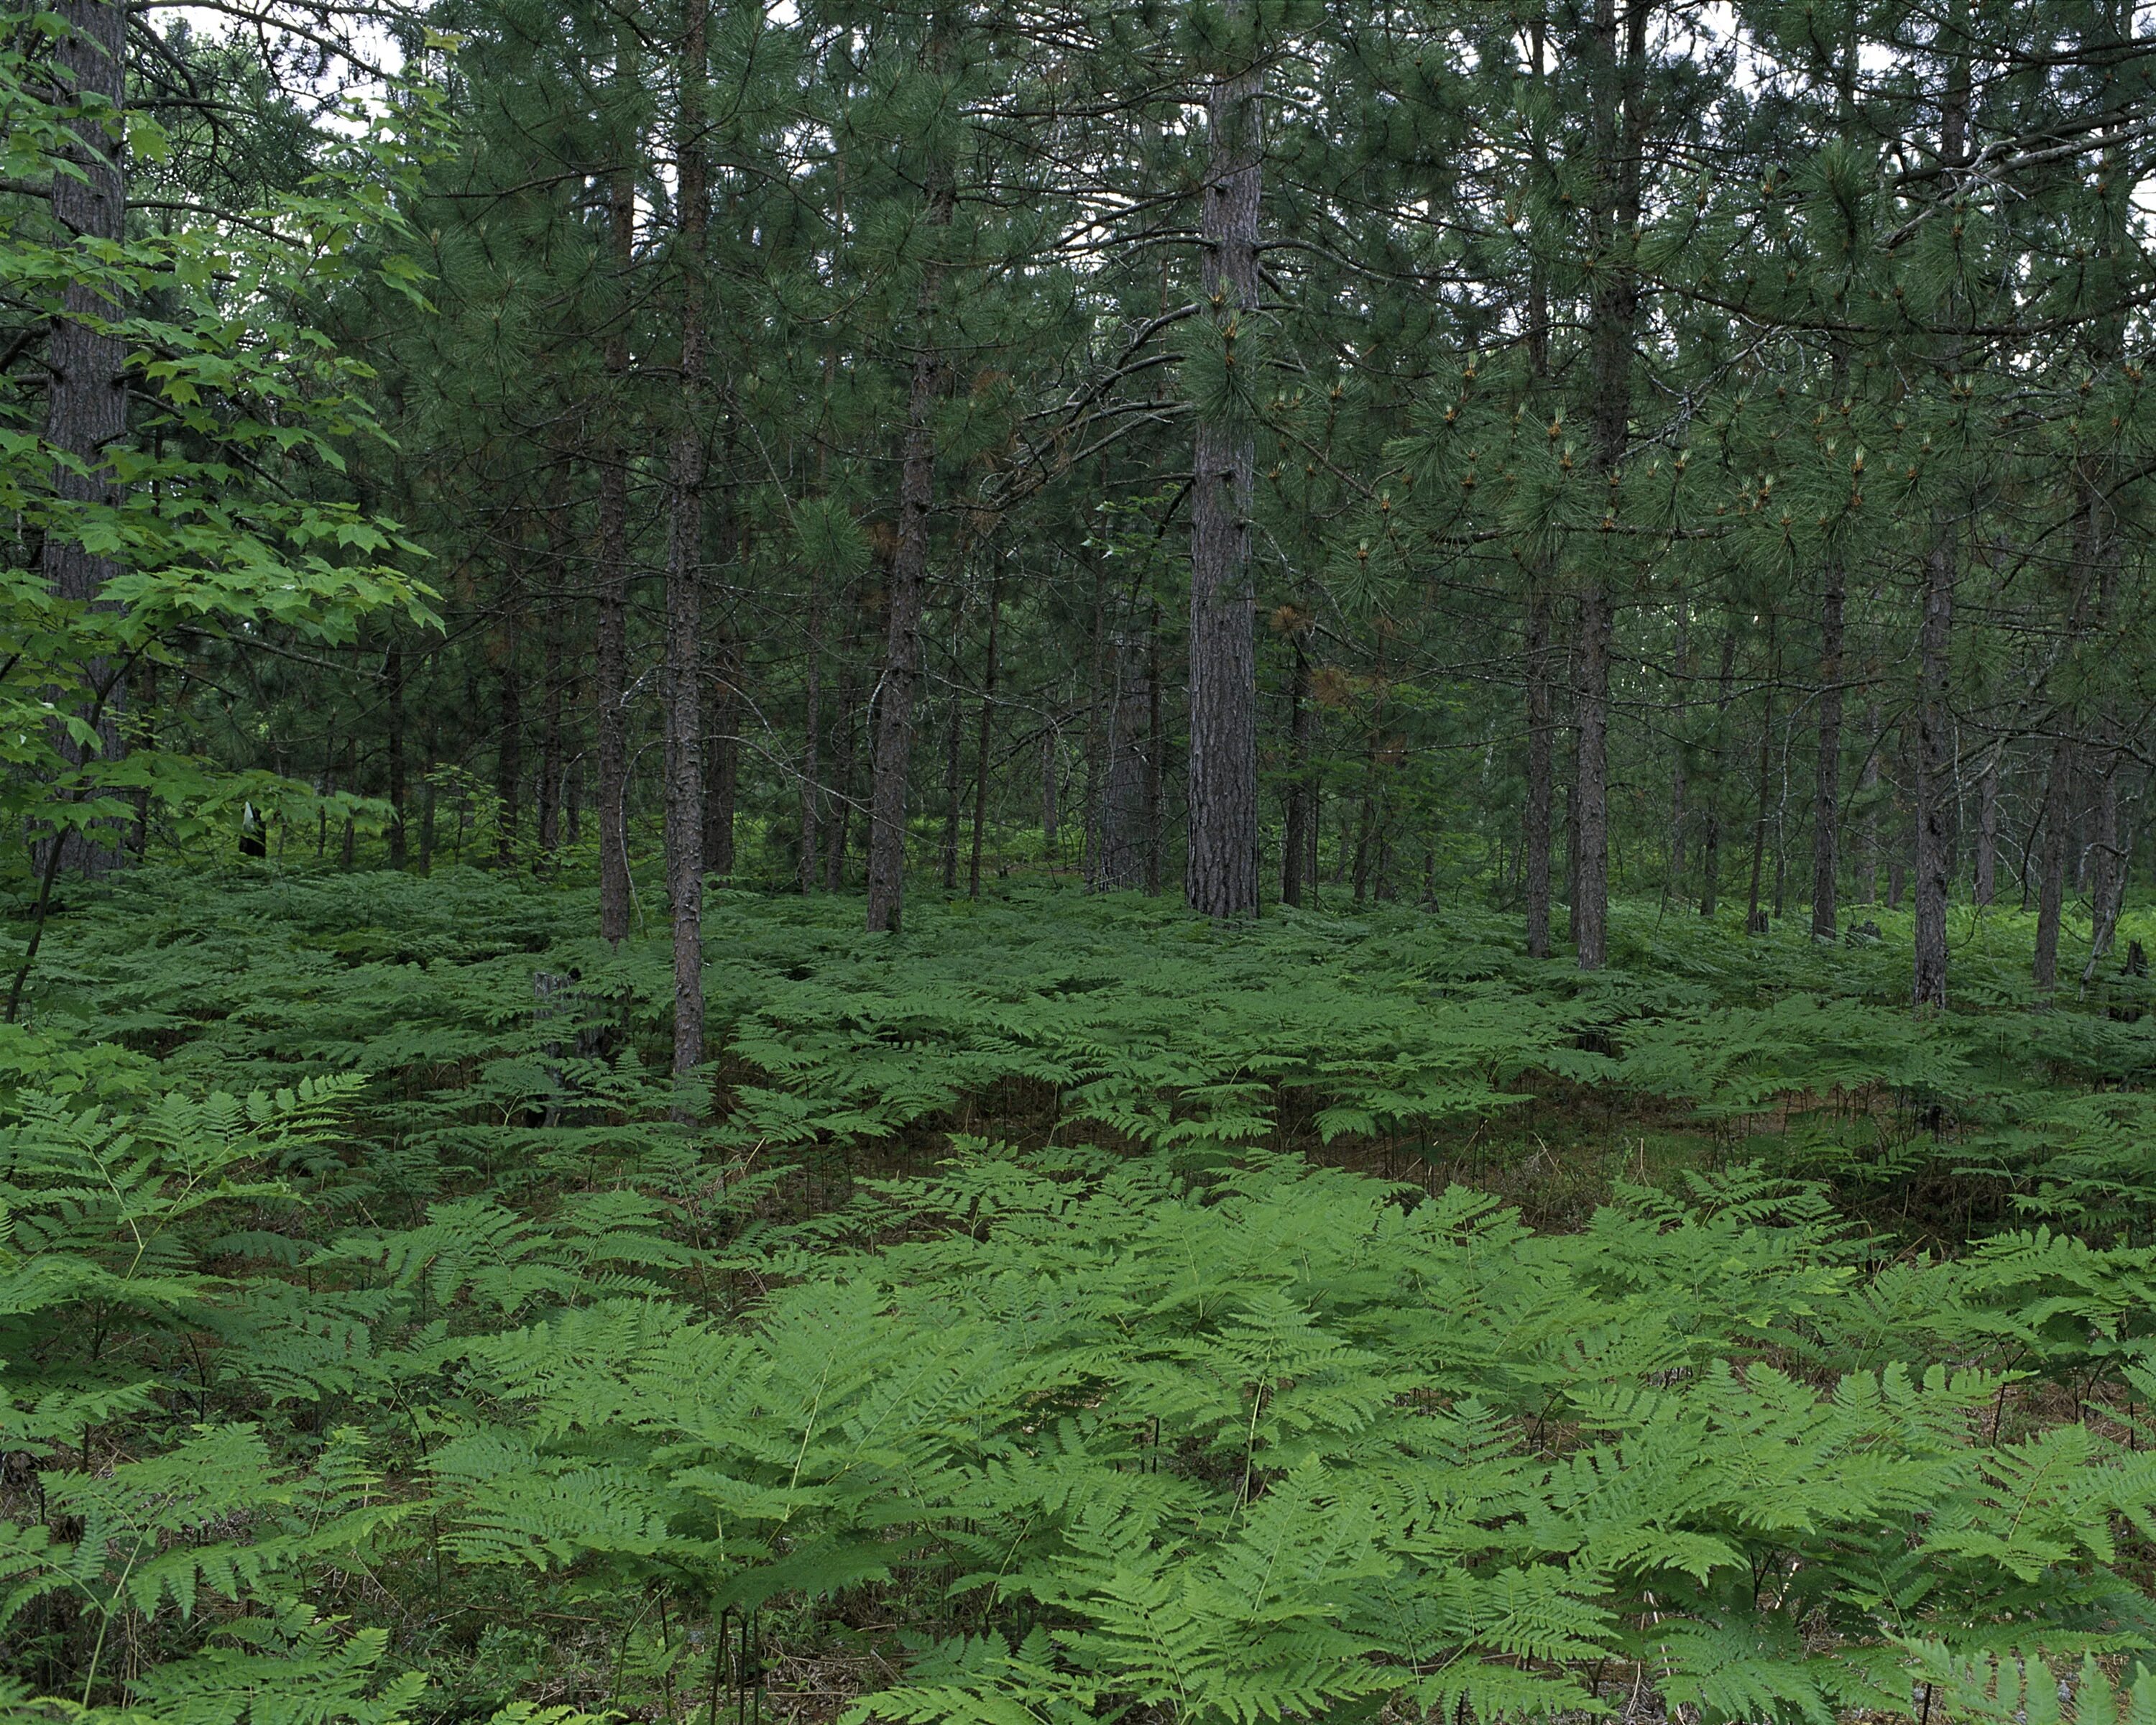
[7,868,2156,1721]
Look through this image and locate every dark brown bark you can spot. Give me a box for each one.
[1570,0,1652,970]
[799,574,822,890]
[1700,620,1736,916]
[1912,541,1955,1009]
[1282,631,1310,908]
[596,63,637,947]
[1973,748,1999,907]
[1746,615,1777,934]
[704,614,740,880]
[495,561,523,869]
[939,680,965,891]
[1185,2,1263,919]
[865,27,956,934]
[539,611,564,864]
[1524,577,1556,957]
[2034,735,2077,991]
[386,641,408,870]
[42,0,130,878]
[967,574,1000,898]
[1812,561,1846,939]
[664,0,710,1108]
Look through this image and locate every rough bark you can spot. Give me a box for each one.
[1912,541,1956,1009]
[664,0,709,1109]
[1185,1,1263,919]
[967,573,999,898]
[1282,630,1310,908]
[798,575,822,890]
[1524,578,1556,958]
[596,64,637,947]
[1570,0,1651,970]
[42,0,130,877]
[1973,748,1999,907]
[386,641,408,869]
[865,24,956,934]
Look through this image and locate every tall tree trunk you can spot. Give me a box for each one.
[2081,758,2123,991]
[1041,724,1060,858]
[826,608,860,892]
[939,678,964,891]
[1746,617,1777,934]
[1667,592,1688,902]
[865,30,956,934]
[1858,701,1881,903]
[1144,600,1165,896]
[799,574,822,890]
[1812,556,1846,939]
[1095,622,1149,889]
[1700,619,1736,916]
[1186,2,1263,919]
[1282,630,1311,907]
[967,573,1000,898]
[42,0,130,878]
[596,58,637,946]
[1570,0,1652,970]
[386,640,408,869]
[1912,540,1956,1008]
[495,558,523,869]
[2034,733,2078,991]
[1973,746,1999,906]
[538,609,564,864]
[1524,578,1556,957]
[664,0,710,1110]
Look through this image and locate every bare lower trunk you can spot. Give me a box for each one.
[799,579,822,889]
[665,0,710,1110]
[1912,541,1955,1008]
[41,0,130,878]
[496,569,523,868]
[1185,10,1263,919]
[1041,726,1060,856]
[1699,621,1736,916]
[538,617,563,863]
[967,574,999,898]
[1973,748,1999,906]
[2034,734,2076,990]
[1811,563,1845,939]
[386,643,409,869]
[1282,634,1311,907]
[1524,578,1556,957]
[704,617,740,881]
[1095,629,1150,889]
[939,682,964,891]
[596,95,636,946]
[2081,758,2122,991]
[866,196,953,932]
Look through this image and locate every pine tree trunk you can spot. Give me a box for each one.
[865,39,956,934]
[1570,0,1651,970]
[1746,619,1776,935]
[1912,540,1955,1008]
[386,641,409,869]
[1700,620,1736,916]
[1973,748,1999,907]
[664,0,710,1110]
[799,576,822,891]
[1524,578,1556,957]
[1144,603,1165,897]
[42,0,130,878]
[2081,760,2123,991]
[1185,5,1263,919]
[596,74,637,946]
[939,681,964,891]
[967,574,999,898]
[1096,626,1149,890]
[538,614,563,863]
[2034,733,2077,991]
[496,566,523,869]
[1811,558,1846,939]
[1858,702,1881,903]
[1282,633,1310,907]
[1041,725,1060,858]
[1667,593,1688,902]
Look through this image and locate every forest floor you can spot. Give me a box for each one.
[6,867,2156,1723]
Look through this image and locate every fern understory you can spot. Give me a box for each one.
[6,868,2156,1723]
